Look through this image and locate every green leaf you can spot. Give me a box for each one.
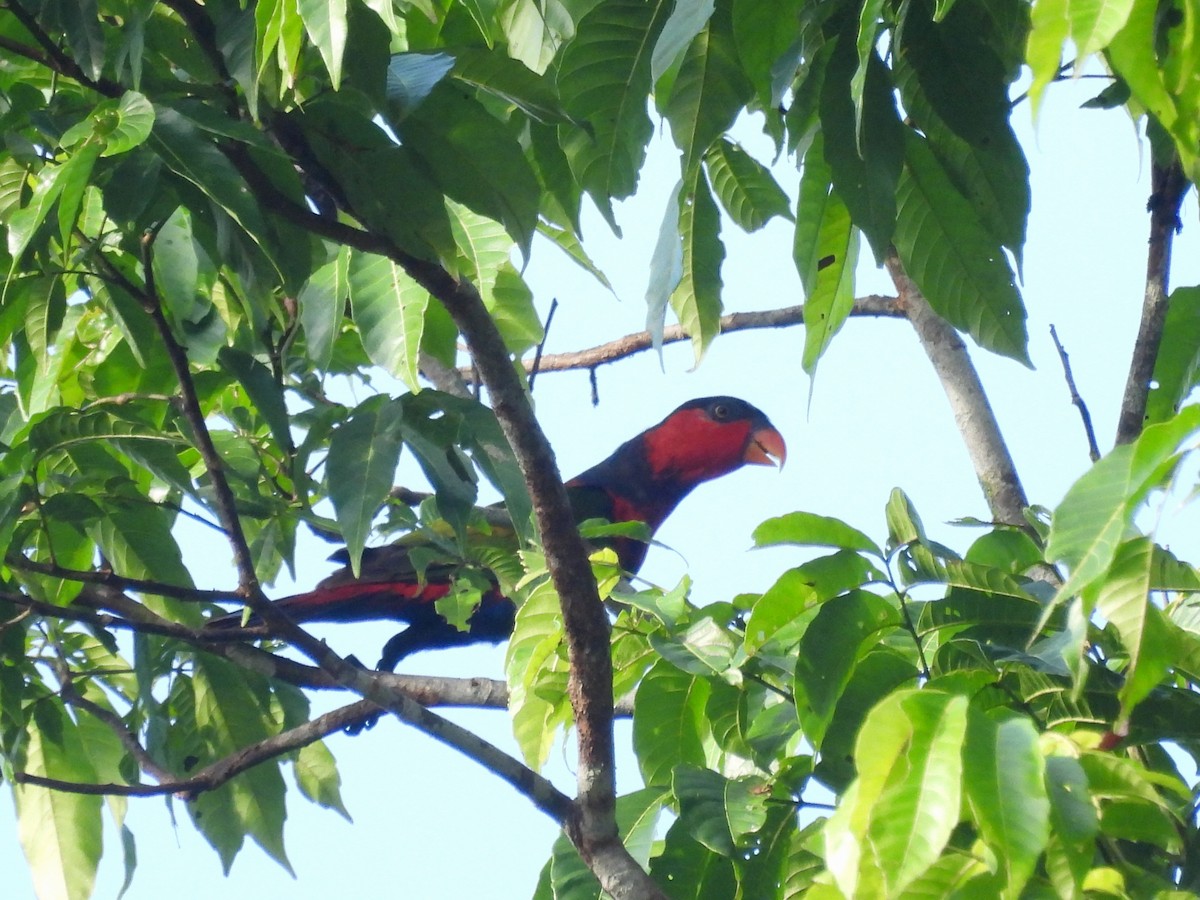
[557,0,672,227]
[894,131,1029,363]
[669,168,724,361]
[14,703,104,900]
[963,712,1050,898]
[148,107,287,280]
[347,251,428,391]
[296,100,456,265]
[191,657,291,873]
[449,47,573,124]
[398,82,540,256]
[535,221,614,291]
[824,689,968,898]
[753,510,881,555]
[298,245,350,369]
[55,142,102,251]
[294,740,351,821]
[895,55,1029,267]
[652,0,714,85]
[645,177,685,351]
[1095,538,1179,716]
[1146,285,1200,425]
[326,395,405,574]
[649,820,738,897]
[217,347,293,453]
[1068,0,1135,58]
[298,0,348,88]
[672,765,768,857]
[704,137,793,232]
[386,52,456,121]
[819,41,903,260]
[547,788,667,898]
[90,497,193,587]
[1024,0,1068,114]
[662,17,752,178]
[8,161,66,259]
[649,616,739,678]
[795,134,860,375]
[1046,406,1200,601]
[505,576,571,769]
[633,659,711,787]
[794,590,900,747]
[102,92,156,156]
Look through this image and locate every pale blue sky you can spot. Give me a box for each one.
[4,74,1200,899]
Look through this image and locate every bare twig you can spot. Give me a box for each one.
[1050,325,1101,462]
[1115,157,1191,444]
[528,297,559,390]
[462,296,902,381]
[885,250,1030,528]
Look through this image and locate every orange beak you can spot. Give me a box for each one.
[744,426,787,469]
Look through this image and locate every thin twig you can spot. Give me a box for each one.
[1050,325,1101,462]
[528,297,559,391]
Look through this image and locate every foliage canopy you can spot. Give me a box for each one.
[1,0,1200,897]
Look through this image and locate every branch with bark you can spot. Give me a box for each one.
[1115,157,1191,445]
[464,296,903,381]
[885,250,1031,529]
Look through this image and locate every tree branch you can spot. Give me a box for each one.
[220,140,665,897]
[7,554,236,603]
[885,250,1030,528]
[1115,156,1191,444]
[1050,325,1101,462]
[464,296,902,381]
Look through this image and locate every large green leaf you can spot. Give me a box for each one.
[347,250,428,391]
[633,659,711,787]
[505,576,571,769]
[1146,286,1200,425]
[557,0,672,228]
[297,0,348,88]
[753,510,882,556]
[661,16,752,178]
[190,656,291,873]
[672,765,768,857]
[398,82,540,256]
[794,590,900,747]
[818,41,903,261]
[295,100,456,265]
[14,702,104,900]
[894,132,1029,363]
[148,107,288,280]
[325,394,405,574]
[1045,405,1200,601]
[1094,538,1179,716]
[705,137,793,233]
[824,689,968,897]
[297,245,350,369]
[668,168,724,360]
[795,134,860,375]
[450,47,573,124]
[963,712,1049,898]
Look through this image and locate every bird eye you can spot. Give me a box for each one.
[712,403,730,420]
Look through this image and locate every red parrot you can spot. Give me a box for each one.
[209,397,786,670]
